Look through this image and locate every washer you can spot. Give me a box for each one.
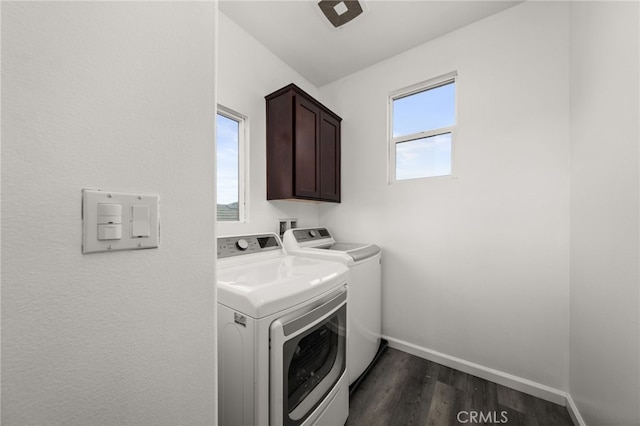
[217,233,350,426]
[283,228,383,387]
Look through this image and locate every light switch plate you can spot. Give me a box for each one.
[82,189,159,254]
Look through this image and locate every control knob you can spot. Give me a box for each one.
[309,230,317,238]
[236,239,249,251]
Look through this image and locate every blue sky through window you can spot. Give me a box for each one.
[392,80,455,180]
[216,113,239,205]
[396,133,452,180]
[393,82,455,137]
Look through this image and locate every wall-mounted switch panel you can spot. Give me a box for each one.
[82,189,159,254]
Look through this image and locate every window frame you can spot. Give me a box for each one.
[388,71,458,183]
[216,105,248,223]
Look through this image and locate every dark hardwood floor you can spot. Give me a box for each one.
[347,348,574,426]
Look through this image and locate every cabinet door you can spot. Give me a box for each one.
[294,96,321,199]
[319,111,340,202]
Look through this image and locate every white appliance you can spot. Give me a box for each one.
[283,228,383,387]
[217,233,349,426]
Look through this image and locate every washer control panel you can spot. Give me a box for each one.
[292,228,332,243]
[217,234,281,258]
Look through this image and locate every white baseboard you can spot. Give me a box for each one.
[565,394,587,426]
[383,335,567,406]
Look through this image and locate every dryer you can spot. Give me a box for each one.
[283,228,383,387]
[217,233,349,426]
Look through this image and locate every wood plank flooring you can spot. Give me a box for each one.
[346,348,574,426]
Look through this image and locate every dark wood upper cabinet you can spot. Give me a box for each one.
[266,84,341,203]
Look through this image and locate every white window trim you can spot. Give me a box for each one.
[388,71,458,184]
[216,104,249,223]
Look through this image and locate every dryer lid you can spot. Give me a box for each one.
[217,255,349,319]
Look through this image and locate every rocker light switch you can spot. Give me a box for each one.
[131,205,150,238]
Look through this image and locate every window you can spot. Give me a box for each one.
[216,106,247,222]
[389,72,457,182]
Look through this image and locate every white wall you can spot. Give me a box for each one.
[1,3,218,425]
[217,12,324,237]
[569,2,640,425]
[319,1,571,391]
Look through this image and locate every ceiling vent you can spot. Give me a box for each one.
[317,1,365,29]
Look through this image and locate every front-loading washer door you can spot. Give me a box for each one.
[270,289,347,426]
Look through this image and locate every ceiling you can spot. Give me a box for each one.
[219,1,523,87]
